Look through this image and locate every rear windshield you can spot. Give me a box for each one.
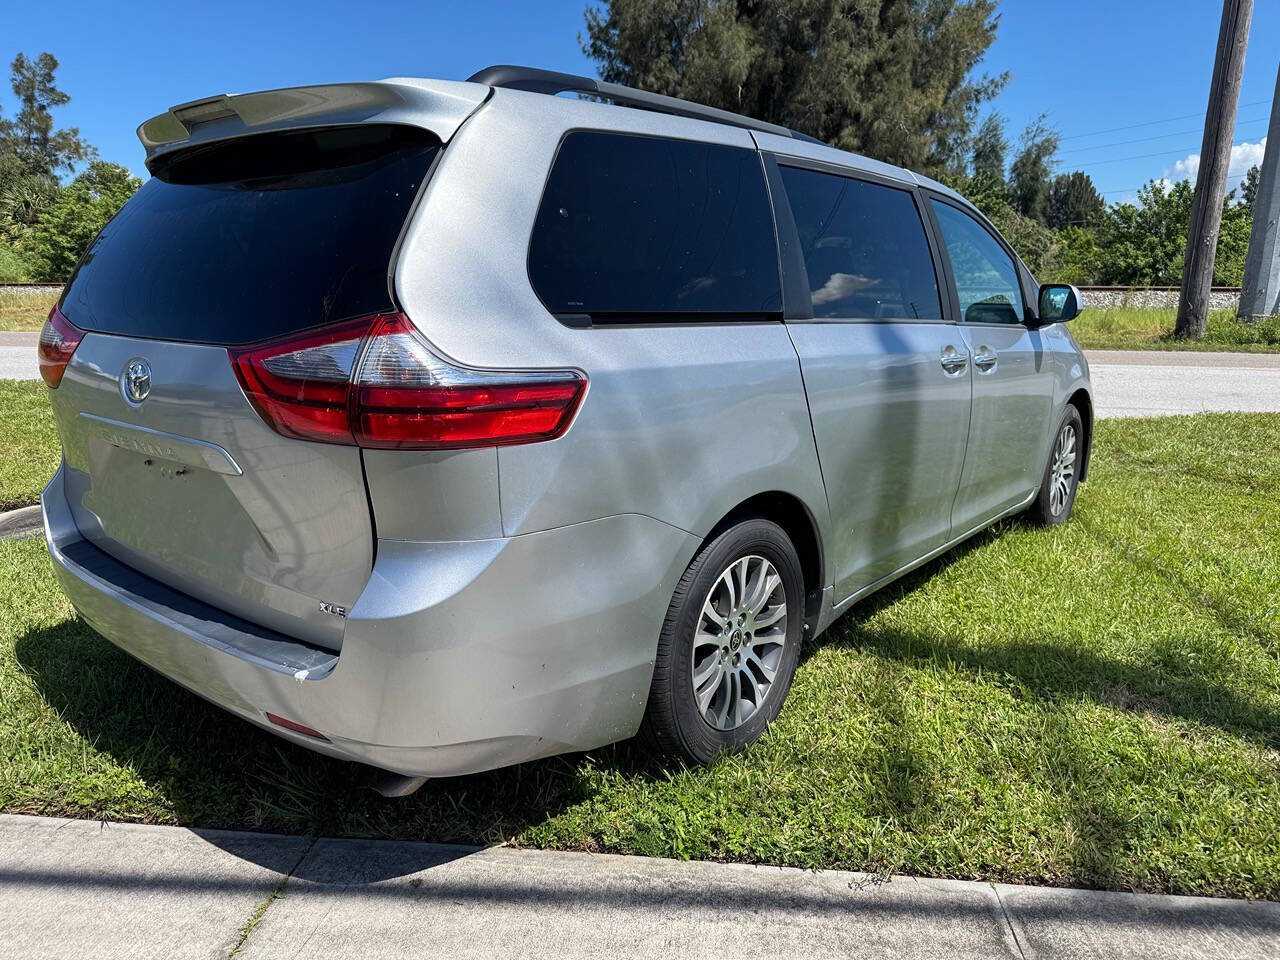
[59,124,439,345]
[528,131,781,320]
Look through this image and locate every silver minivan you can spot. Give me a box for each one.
[38,66,1092,792]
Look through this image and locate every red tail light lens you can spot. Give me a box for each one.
[230,313,586,450]
[38,306,84,389]
[352,314,585,449]
[230,319,367,444]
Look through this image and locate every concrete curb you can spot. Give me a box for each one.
[0,504,41,541]
[0,814,1276,959]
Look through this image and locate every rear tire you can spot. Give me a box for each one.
[1028,406,1083,526]
[641,517,804,765]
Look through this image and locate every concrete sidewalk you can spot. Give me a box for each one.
[0,815,1275,960]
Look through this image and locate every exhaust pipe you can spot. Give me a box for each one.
[373,772,430,798]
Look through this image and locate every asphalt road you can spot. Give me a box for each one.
[1,815,1276,960]
[3,333,1280,419]
[1086,349,1280,419]
[0,332,37,380]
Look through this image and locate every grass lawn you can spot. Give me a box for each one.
[0,380,59,511]
[1070,306,1280,353]
[1,400,1277,899]
[0,288,55,332]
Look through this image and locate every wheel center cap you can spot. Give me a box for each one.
[730,632,742,650]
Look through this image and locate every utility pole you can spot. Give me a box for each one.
[1176,0,1253,340]
[1239,63,1280,322]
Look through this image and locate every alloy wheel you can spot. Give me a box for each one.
[1048,422,1078,516]
[690,554,788,731]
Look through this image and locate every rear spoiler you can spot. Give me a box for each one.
[136,78,489,171]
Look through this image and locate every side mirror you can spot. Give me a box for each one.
[1038,284,1083,323]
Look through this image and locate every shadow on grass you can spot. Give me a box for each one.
[12,617,676,879]
[810,519,1277,749]
[13,513,1277,889]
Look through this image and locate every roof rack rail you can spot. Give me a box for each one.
[466,64,823,144]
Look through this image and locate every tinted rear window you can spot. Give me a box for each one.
[528,131,781,320]
[780,166,941,321]
[60,124,439,345]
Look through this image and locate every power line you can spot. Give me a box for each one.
[1064,129,1268,170]
[1071,146,1230,167]
[1057,98,1270,142]
[1099,163,1258,196]
[1056,115,1268,155]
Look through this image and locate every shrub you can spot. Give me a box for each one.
[0,243,31,282]
[1052,226,1102,285]
[26,161,140,282]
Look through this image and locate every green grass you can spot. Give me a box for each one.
[1,411,1278,899]
[0,288,55,332]
[1071,306,1280,352]
[0,381,59,511]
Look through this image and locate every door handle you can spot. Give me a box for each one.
[940,348,968,375]
[973,347,998,372]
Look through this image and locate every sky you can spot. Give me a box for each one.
[3,0,1277,206]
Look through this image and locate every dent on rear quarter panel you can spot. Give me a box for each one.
[361,447,503,541]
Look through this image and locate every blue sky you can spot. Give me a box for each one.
[4,1,1277,205]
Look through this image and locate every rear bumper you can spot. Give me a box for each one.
[43,464,697,777]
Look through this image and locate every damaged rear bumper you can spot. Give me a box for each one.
[42,463,697,778]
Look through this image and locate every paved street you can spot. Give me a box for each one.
[0,332,37,380]
[0,815,1276,960]
[1087,349,1280,418]
[4,334,1280,420]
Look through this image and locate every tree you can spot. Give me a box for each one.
[1213,187,1253,285]
[582,0,1008,177]
[0,241,29,281]
[26,161,139,281]
[0,53,94,178]
[946,171,1007,221]
[1008,115,1058,222]
[1097,181,1195,286]
[0,167,58,243]
[1046,171,1104,229]
[970,112,1007,182]
[1053,226,1103,285]
[1095,179,1250,287]
[1241,163,1260,210]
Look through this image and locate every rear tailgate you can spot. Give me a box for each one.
[48,113,466,651]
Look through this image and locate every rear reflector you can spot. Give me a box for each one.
[231,313,585,450]
[37,306,85,389]
[265,712,330,741]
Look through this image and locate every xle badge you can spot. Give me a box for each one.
[319,601,348,619]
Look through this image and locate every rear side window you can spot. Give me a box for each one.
[529,131,781,320]
[59,124,439,345]
[780,166,941,321]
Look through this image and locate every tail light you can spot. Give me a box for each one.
[38,306,84,389]
[230,313,586,450]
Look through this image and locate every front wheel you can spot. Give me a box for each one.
[1028,406,1083,526]
[641,518,804,765]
